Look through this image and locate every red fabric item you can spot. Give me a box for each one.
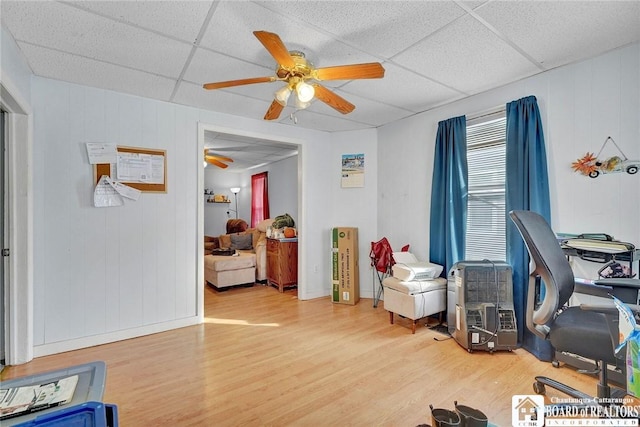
[370,237,394,273]
[401,244,410,252]
[250,172,270,228]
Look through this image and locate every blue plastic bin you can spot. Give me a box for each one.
[11,401,118,427]
[1,361,112,426]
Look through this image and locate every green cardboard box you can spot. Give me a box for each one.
[331,227,359,305]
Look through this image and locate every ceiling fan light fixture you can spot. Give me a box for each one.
[294,97,311,110]
[295,81,315,103]
[274,85,292,106]
[202,31,385,121]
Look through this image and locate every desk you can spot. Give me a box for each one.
[561,245,639,276]
[559,242,639,386]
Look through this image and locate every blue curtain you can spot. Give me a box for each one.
[505,95,553,361]
[429,116,468,276]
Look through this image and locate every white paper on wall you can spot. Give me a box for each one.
[85,142,117,164]
[94,175,123,207]
[116,152,164,184]
[108,178,141,201]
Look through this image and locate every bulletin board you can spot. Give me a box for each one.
[94,146,167,193]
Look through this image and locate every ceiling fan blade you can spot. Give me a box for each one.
[312,84,355,115]
[253,31,296,69]
[314,62,385,81]
[205,154,234,163]
[203,76,275,90]
[206,157,229,169]
[264,100,284,121]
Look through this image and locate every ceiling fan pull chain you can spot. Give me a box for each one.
[290,112,298,124]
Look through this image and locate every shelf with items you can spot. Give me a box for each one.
[204,192,231,204]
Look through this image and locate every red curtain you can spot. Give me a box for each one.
[250,172,270,227]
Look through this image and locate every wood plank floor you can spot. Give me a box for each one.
[2,284,633,426]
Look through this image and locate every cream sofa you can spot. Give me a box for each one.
[204,219,273,287]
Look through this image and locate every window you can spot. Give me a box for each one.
[250,172,270,227]
[465,112,506,261]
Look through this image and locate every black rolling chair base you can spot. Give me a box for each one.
[534,375,595,401]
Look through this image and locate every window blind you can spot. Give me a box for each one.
[466,115,506,261]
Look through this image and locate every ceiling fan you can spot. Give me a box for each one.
[204,149,234,169]
[203,30,385,121]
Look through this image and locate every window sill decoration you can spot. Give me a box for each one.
[571,136,639,178]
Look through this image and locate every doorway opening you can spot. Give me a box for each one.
[197,123,302,311]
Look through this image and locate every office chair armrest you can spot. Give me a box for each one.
[594,278,640,289]
[575,278,640,304]
[578,303,618,315]
[579,302,640,315]
[574,280,613,298]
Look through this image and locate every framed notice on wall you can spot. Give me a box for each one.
[341,153,364,188]
[94,146,167,192]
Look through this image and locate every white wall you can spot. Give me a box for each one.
[378,42,640,278]
[1,26,32,102]
[31,78,202,354]
[330,128,379,299]
[203,168,243,236]
[27,75,357,355]
[377,116,437,263]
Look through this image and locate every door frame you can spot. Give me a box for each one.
[197,122,303,313]
[1,78,33,365]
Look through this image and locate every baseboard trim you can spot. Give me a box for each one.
[33,316,201,358]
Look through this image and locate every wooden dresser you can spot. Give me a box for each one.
[266,238,298,292]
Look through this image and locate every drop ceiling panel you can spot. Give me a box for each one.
[393,14,540,94]
[69,1,214,43]
[2,1,192,78]
[477,1,640,69]
[273,108,372,132]
[309,91,411,127]
[202,1,380,67]
[19,43,176,101]
[204,131,298,172]
[341,62,463,113]
[258,0,466,58]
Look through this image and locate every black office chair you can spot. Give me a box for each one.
[509,209,640,401]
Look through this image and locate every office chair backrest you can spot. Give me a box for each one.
[509,210,575,330]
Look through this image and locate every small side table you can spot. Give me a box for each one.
[266,238,298,292]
